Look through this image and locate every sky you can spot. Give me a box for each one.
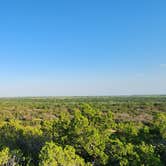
[0,0,166,97]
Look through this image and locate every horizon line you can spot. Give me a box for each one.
[0,94,166,99]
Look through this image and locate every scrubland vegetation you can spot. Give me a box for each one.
[0,96,166,165]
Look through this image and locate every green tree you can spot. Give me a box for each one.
[39,142,91,166]
[0,147,10,165]
[136,142,162,166]
[154,113,166,139]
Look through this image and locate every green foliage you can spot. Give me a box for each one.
[0,120,44,165]
[136,142,162,166]
[107,139,139,165]
[154,113,166,139]
[107,139,162,166]
[0,147,10,165]
[39,142,90,166]
[0,97,166,165]
[0,147,25,166]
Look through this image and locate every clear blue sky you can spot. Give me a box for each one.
[0,0,166,96]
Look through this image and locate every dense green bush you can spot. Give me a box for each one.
[0,97,165,165]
